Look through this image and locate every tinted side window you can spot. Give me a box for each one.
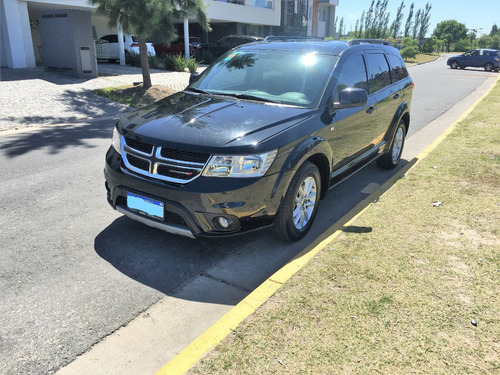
[387,54,409,82]
[102,35,118,43]
[366,53,391,93]
[334,54,368,101]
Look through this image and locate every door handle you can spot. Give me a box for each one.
[366,106,376,114]
[393,93,401,100]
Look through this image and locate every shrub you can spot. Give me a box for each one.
[400,37,419,61]
[171,54,187,72]
[125,51,141,67]
[194,49,215,65]
[186,58,199,73]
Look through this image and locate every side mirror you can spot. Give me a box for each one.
[189,72,201,85]
[331,87,368,111]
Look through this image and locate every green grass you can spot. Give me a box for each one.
[406,53,440,65]
[190,81,500,374]
[94,85,135,106]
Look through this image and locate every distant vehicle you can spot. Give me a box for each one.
[154,38,195,57]
[95,34,155,62]
[447,49,500,71]
[189,37,202,49]
[195,35,263,62]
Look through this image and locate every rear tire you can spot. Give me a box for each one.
[377,121,406,169]
[485,62,494,72]
[275,162,321,242]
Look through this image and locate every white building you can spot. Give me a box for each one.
[1,0,338,70]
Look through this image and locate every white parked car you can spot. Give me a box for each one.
[95,34,156,62]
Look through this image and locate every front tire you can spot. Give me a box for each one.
[275,162,321,242]
[377,121,406,169]
[450,60,459,69]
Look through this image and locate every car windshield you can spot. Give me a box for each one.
[188,49,338,108]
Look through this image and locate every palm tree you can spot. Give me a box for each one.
[90,0,210,89]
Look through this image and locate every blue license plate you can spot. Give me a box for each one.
[126,192,164,220]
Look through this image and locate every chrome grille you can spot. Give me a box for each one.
[121,136,211,184]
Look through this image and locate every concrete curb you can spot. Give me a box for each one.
[156,73,500,375]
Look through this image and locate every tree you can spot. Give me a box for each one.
[400,36,418,60]
[338,17,345,38]
[89,0,210,89]
[453,38,470,52]
[420,35,439,53]
[360,0,391,39]
[478,34,493,48]
[490,24,499,36]
[433,20,468,52]
[417,2,432,45]
[404,2,414,37]
[411,8,421,39]
[373,0,390,38]
[364,0,375,37]
[390,1,405,38]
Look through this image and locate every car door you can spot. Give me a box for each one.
[365,52,402,145]
[326,52,379,170]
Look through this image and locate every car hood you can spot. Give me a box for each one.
[118,92,313,153]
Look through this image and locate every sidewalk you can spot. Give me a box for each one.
[0,63,191,131]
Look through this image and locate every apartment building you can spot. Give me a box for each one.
[1,0,338,73]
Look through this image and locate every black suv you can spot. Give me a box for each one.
[104,40,413,241]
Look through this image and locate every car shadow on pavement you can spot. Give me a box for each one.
[93,158,416,306]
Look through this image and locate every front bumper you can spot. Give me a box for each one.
[104,147,291,238]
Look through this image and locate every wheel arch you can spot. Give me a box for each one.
[307,153,330,199]
[271,137,332,200]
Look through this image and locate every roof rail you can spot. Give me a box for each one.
[347,39,392,46]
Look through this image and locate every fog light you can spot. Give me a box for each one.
[218,216,229,228]
[207,214,240,232]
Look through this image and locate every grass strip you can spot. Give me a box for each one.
[190,81,500,374]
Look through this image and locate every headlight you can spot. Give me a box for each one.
[203,150,278,178]
[112,126,122,154]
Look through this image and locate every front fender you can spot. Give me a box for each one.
[271,137,332,199]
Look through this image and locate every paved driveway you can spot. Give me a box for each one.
[0,63,192,131]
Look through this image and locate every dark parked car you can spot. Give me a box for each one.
[153,37,200,56]
[104,41,413,241]
[447,49,500,71]
[195,35,263,62]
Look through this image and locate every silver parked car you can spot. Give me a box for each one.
[95,34,156,62]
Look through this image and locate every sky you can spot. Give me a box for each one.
[335,0,500,37]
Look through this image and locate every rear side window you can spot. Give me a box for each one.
[366,53,391,93]
[387,53,409,82]
[334,54,368,101]
[102,35,118,43]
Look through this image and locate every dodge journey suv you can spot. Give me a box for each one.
[104,40,413,241]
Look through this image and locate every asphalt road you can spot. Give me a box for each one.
[0,55,497,375]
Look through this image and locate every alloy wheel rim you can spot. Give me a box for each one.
[392,127,404,163]
[292,176,317,230]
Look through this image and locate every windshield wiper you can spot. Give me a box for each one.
[184,87,210,95]
[232,93,279,104]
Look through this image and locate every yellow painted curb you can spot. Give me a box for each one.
[156,73,500,375]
